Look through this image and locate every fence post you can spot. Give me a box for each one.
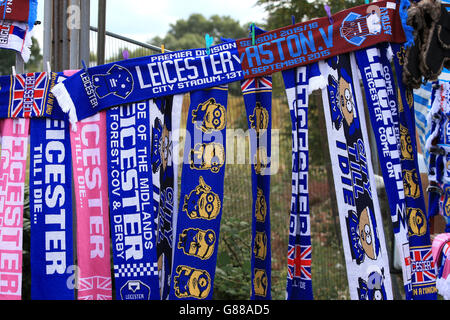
[69,0,80,69]
[79,0,90,65]
[97,0,106,66]
[43,0,52,71]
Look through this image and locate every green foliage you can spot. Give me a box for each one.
[213,215,252,299]
[0,37,42,75]
[256,0,366,30]
[150,14,250,52]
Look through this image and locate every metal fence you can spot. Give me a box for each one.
[87,26,378,300]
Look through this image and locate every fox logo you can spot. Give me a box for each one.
[92,64,133,99]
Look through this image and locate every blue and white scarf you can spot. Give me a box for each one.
[150,94,184,300]
[106,102,160,300]
[282,62,325,300]
[391,43,437,300]
[319,52,393,300]
[355,45,413,300]
[169,86,228,300]
[29,118,75,300]
[427,82,450,231]
[0,20,32,63]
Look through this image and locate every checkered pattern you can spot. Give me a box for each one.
[114,262,158,278]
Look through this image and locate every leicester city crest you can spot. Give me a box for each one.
[92,64,134,99]
[119,280,151,300]
[340,6,382,46]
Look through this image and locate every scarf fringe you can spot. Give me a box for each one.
[21,27,32,62]
[308,75,327,94]
[437,277,450,299]
[51,82,79,130]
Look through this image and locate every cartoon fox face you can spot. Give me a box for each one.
[92,64,133,99]
[339,76,356,129]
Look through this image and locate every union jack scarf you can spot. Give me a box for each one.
[0,71,68,119]
[392,43,437,299]
[355,44,413,299]
[0,20,32,63]
[241,70,272,300]
[282,62,325,300]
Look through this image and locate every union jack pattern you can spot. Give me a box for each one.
[241,77,272,95]
[411,246,437,286]
[287,244,312,280]
[9,72,49,118]
[77,276,112,300]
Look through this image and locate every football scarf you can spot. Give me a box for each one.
[432,233,450,299]
[169,86,228,300]
[426,82,445,225]
[29,118,75,300]
[355,45,412,300]
[106,102,160,300]
[241,70,272,300]
[319,52,393,300]
[427,82,450,232]
[50,1,405,124]
[391,42,437,299]
[0,0,38,29]
[150,94,184,300]
[70,111,112,300]
[0,71,69,119]
[0,20,32,63]
[0,117,29,299]
[282,63,325,300]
